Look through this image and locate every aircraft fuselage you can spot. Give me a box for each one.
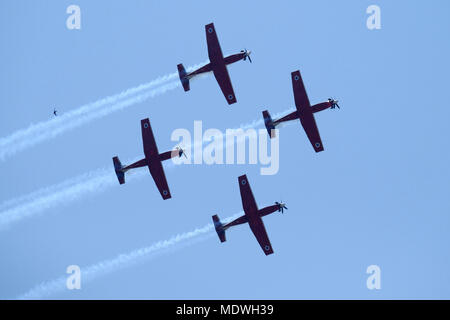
[187,51,246,78]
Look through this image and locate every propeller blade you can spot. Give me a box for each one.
[248,55,252,63]
[176,146,187,158]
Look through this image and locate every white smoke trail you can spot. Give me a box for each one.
[0,108,294,230]
[17,212,242,300]
[0,163,146,230]
[15,81,181,153]
[0,173,88,212]
[0,62,207,161]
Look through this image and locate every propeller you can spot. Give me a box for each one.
[275,201,288,214]
[176,146,187,159]
[328,98,340,109]
[241,48,252,63]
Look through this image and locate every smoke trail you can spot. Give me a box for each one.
[17,212,242,299]
[10,81,181,156]
[0,163,145,230]
[0,173,88,212]
[0,82,178,161]
[0,62,207,161]
[0,109,294,230]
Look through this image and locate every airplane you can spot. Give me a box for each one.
[53,109,58,116]
[212,174,287,256]
[262,70,340,152]
[112,118,186,200]
[177,22,252,105]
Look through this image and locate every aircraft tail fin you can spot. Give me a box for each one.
[112,156,125,184]
[177,63,190,91]
[212,214,226,243]
[262,110,276,138]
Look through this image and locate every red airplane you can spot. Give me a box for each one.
[177,22,252,105]
[112,118,186,200]
[262,70,340,152]
[212,174,287,256]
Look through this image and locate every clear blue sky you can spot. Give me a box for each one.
[1,0,449,299]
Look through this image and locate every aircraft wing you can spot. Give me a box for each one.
[299,112,324,152]
[213,67,237,104]
[206,23,224,63]
[238,175,273,255]
[149,162,171,200]
[141,118,171,200]
[291,71,324,152]
[238,175,258,215]
[248,217,274,255]
[141,118,159,159]
[205,23,237,104]
[292,70,311,110]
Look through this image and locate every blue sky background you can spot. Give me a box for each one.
[1,0,449,299]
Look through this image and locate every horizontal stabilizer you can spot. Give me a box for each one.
[112,156,125,184]
[177,63,190,91]
[262,110,276,138]
[212,214,226,243]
